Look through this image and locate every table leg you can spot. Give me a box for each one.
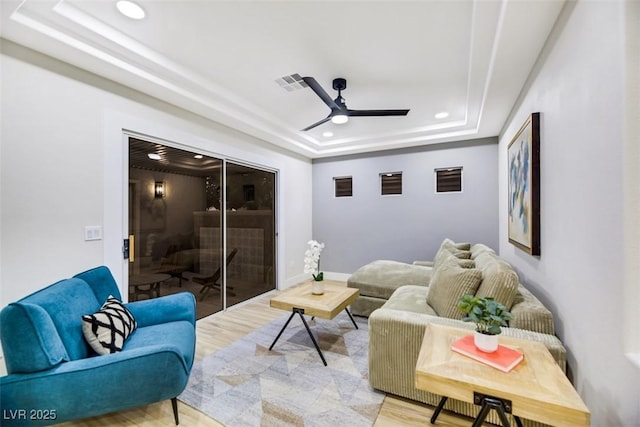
[345,307,358,329]
[269,311,297,351]
[430,396,448,424]
[471,394,515,427]
[152,281,161,298]
[471,401,494,427]
[269,308,328,366]
[297,310,327,366]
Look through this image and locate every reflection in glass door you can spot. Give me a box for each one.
[127,138,276,318]
[224,162,276,305]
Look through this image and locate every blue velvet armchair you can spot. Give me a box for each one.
[0,266,196,426]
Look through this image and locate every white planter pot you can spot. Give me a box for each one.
[474,331,499,353]
[311,281,324,295]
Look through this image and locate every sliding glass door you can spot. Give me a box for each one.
[127,138,276,318]
[224,162,276,304]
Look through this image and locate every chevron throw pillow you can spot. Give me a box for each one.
[82,296,137,355]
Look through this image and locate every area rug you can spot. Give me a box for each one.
[179,312,384,426]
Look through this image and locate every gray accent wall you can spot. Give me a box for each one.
[312,138,498,274]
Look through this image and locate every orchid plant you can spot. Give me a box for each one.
[303,240,325,281]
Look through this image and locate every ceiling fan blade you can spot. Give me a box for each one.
[347,109,410,117]
[302,77,341,110]
[301,115,332,131]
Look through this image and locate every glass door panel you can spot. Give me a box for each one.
[128,138,224,317]
[225,162,276,306]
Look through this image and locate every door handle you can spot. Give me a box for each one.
[129,235,135,263]
[123,236,135,262]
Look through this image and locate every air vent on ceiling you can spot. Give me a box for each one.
[275,73,308,91]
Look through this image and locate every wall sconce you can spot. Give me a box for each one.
[154,181,165,199]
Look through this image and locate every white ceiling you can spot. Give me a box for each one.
[0,0,565,158]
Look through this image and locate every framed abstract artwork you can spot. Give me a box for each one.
[508,113,540,255]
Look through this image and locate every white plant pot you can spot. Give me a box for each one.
[311,281,324,295]
[474,331,499,353]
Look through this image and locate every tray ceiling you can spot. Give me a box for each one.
[0,0,565,158]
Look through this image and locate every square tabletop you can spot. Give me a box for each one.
[270,281,359,320]
[415,323,590,426]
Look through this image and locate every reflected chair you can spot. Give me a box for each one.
[192,248,238,301]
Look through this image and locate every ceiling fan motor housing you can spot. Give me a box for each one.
[333,78,347,91]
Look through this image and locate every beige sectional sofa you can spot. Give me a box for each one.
[347,239,566,426]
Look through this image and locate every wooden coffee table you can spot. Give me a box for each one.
[415,324,590,427]
[269,281,359,366]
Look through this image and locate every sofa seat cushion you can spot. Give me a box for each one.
[125,320,196,370]
[382,285,437,316]
[347,260,432,300]
[426,263,482,319]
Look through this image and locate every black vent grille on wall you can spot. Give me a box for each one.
[435,167,463,193]
[334,177,353,197]
[381,172,402,195]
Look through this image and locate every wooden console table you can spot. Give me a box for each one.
[415,324,590,426]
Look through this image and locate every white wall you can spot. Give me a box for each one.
[312,138,498,274]
[0,40,313,309]
[498,2,639,425]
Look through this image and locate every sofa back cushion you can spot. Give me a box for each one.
[0,303,70,373]
[433,250,475,271]
[0,275,111,373]
[470,243,496,260]
[440,240,472,259]
[74,266,122,303]
[426,263,482,319]
[474,253,519,310]
[440,238,471,251]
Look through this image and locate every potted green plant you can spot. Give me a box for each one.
[457,294,513,352]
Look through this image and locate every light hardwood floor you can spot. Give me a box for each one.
[60,284,482,427]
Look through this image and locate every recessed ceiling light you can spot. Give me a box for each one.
[435,112,449,119]
[147,153,161,160]
[194,154,203,159]
[322,131,334,137]
[116,1,145,20]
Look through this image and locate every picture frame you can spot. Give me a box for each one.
[507,112,540,255]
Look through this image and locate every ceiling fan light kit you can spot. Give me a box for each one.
[331,114,349,125]
[299,76,410,131]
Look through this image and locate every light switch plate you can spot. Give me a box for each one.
[84,225,102,241]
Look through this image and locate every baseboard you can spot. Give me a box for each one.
[324,272,351,282]
[281,273,309,290]
[281,271,351,290]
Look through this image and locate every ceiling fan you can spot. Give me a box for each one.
[300,77,410,131]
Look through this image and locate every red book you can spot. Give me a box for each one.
[450,335,524,373]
